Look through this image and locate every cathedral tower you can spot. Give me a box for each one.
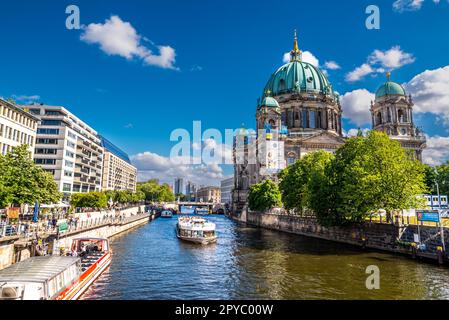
[371,72,426,161]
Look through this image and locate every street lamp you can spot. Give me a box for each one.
[435,167,446,253]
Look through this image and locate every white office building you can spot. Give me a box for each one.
[25,104,104,195]
[0,98,38,156]
[100,136,137,192]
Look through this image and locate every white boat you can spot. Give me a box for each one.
[0,237,111,300]
[176,216,217,245]
[161,210,173,218]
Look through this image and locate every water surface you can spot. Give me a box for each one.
[82,215,449,300]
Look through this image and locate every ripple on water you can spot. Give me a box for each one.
[82,215,449,300]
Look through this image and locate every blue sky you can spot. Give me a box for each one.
[0,0,448,186]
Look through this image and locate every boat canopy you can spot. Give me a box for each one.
[0,256,79,283]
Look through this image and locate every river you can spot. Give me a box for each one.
[82,215,449,300]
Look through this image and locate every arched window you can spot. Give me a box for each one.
[269,119,275,127]
[398,109,406,123]
[376,112,382,125]
[387,107,392,122]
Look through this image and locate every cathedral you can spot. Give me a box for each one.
[232,32,426,214]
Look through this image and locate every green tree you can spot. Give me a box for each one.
[137,180,175,202]
[71,192,107,209]
[137,179,161,202]
[423,164,437,194]
[158,183,175,202]
[278,150,334,215]
[436,161,449,196]
[248,179,282,212]
[326,131,427,225]
[0,145,61,207]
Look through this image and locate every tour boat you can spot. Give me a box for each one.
[195,207,209,215]
[160,210,173,218]
[176,216,217,245]
[0,238,111,300]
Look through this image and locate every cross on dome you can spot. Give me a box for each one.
[290,29,302,62]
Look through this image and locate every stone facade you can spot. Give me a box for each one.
[370,74,426,161]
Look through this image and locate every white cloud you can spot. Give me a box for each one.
[283,50,319,67]
[131,150,228,187]
[345,64,375,82]
[345,128,371,138]
[324,61,341,70]
[81,15,178,70]
[346,46,414,82]
[403,66,449,124]
[422,135,449,166]
[368,46,415,70]
[393,0,425,12]
[131,140,233,186]
[340,89,375,126]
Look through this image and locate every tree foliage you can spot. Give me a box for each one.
[248,179,282,212]
[314,131,427,225]
[0,145,62,207]
[436,161,449,196]
[277,131,428,226]
[278,150,334,215]
[104,190,145,204]
[137,179,175,202]
[71,192,108,209]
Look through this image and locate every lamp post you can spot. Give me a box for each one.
[435,167,446,253]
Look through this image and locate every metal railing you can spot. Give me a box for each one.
[0,210,150,241]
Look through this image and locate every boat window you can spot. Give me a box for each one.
[57,274,64,291]
[48,278,56,298]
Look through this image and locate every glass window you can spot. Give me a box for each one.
[35,148,57,155]
[37,128,59,135]
[302,110,308,128]
[66,151,74,158]
[309,111,316,129]
[35,158,56,165]
[41,120,62,126]
[36,138,58,144]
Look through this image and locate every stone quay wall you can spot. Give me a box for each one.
[233,211,449,263]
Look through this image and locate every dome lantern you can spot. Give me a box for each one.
[290,29,302,62]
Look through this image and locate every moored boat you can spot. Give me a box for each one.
[176,216,217,245]
[161,210,173,218]
[0,237,111,300]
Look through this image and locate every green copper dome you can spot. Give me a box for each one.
[263,60,335,97]
[375,81,406,98]
[260,96,280,108]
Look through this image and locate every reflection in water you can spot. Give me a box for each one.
[82,215,449,300]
